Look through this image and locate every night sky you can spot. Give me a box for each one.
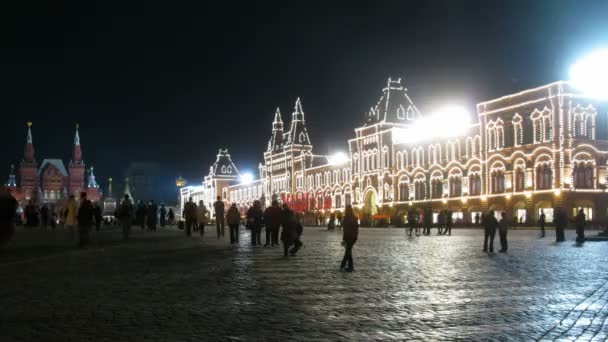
[1,0,607,187]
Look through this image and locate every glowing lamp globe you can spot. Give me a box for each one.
[328,152,349,165]
[176,177,186,188]
[240,173,254,184]
[570,49,608,100]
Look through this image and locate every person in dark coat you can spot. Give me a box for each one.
[0,190,18,247]
[445,210,453,235]
[437,211,445,235]
[213,196,226,239]
[246,200,264,246]
[327,213,336,231]
[407,209,417,237]
[24,200,38,228]
[40,204,49,230]
[94,202,103,232]
[340,205,359,272]
[575,209,586,243]
[474,213,480,226]
[281,204,297,257]
[483,211,498,253]
[136,201,146,230]
[554,208,567,242]
[263,200,282,247]
[539,210,546,238]
[77,192,94,248]
[290,214,304,256]
[159,204,167,228]
[118,194,134,241]
[423,207,433,236]
[167,208,175,226]
[498,211,510,253]
[183,197,197,237]
[146,200,158,231]
[226,203,241,245]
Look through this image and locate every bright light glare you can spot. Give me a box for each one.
[570,49,608,100]
[240,172,254,184]
[328,152,349,165]
[393,105,471,144]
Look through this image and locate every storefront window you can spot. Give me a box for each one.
[516,209,526,224]
[539,208,554,223]
[573,207,593,221]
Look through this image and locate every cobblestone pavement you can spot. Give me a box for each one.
[1,226,607,341]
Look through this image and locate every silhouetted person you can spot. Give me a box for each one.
[263,200,282,247]
[167,208,175,226]
[474,213,480,226]
[159,204,167,228]
[0,189,18,247]
[40,204,49,230]
[213,196,225,238]
[77,192,94,248]
[94,203,103,232]
[247,200,263,245]
[555,208,567,242]
[183,197,197,237]
[50,207,57,230]
[281,204,297,257]
[498,212,509,253]
[407,209,417,236]
[341,205,359,272]
[483,211,498,253]
[290,214,304,256]
[146,200,158,231]
[575,209,586,243]
[327,213,336,231]
[423,207,433,236]
[539,210,546,238]
[437,211,445,235]
[118,194,134,240]
[136,201,146,230]
[24,200,38,228]
[197,201,208,236]
[226,203,241,245]
[445,210,453,235]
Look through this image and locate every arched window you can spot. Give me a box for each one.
[469,173,481,195]
[487,122,496,151]
[414,180,426,200]
[573,163,594,189]
[496,123,504,149]
[514,167,525,192]
[353,153,359,174]
[491,170,505,193]
[335,192,342,208]
[513,114,523,146]
[402,151,408,169]
[344,192,352,206]
[382,147,388,169]
[431,178,443,199]
[399,181,409,201]
[536,164,553,190]
[466,137,473,159]
[542,114,552,141]
[450,176,462,197]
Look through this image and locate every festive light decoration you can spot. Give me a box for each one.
[570,48,608,100]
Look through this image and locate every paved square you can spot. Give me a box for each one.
[1,227,607,341]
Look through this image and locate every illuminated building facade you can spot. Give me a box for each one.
[4,123,102,206]
[181,78,606,225]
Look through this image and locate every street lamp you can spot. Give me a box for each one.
[570,48,608,100]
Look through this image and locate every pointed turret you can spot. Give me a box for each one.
[366,77,422,125]
[124,177,133,201]
[24,122,35,162]
[87,167,99,188]
[6,165,17,187]
[20,122,38,201]
[68,123,85,196]
[284,98,312,149]
[267,107,285,152]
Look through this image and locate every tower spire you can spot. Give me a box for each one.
[107,177,113,198]
[293,97,304,121]
[24,122,35,162]
[72,123,82,162]
[273,107,283,131]
[87,166,99,188]
[6,164,16,187]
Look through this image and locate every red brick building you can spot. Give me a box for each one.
[4,123,102,206]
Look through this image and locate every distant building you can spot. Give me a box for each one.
[4,123,102,206]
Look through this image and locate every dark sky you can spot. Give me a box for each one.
[1,0,607,186]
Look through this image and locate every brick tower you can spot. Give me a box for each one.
[19,122,38,201]
[68,124,85,196]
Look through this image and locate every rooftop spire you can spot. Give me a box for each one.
[74,123,80,145]
[293,97,304,121]
[6,164,16,187]
[72,123,82,162]
[24,122,35,162]
[272,107,283,131]
[87,166,99,188]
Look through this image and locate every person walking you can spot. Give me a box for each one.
[423,207,433,236]
[327,213,336,231]
[483,211,498,253]
[290,214,304,256]
[0,189,18,247]
[94,202,103,232]
[539,209,546,238]
[437,211,445,235]
[213,196,225,239]
[167,208,175,226]
[24,200,38,228]
[136,201,146,230]
[445,210,453,236]
[263,200,282,247]
[555,208,567,242]
[64,194,78,239]
[183,197,197,237]
[226,203,241,245]
[498,212,509,253]
[159,204,167,228]
[247,200,264,246]
[281,204,297,257]
[197,201,208,237]
[40,204,49,231]
[77,192,94,248]
[407,209,417,237]
[340,205,359,272]
[575,209,586,243]
[118,194,134,241]
[146,200,158,232]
